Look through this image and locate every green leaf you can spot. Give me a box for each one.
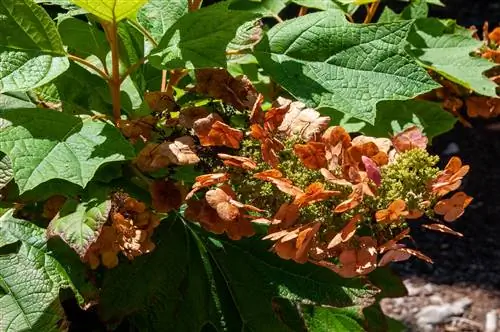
[358,100,456,140]
[137,0,188,43]
[288,0,345,11]
[70,0,148,22]
[0,210,83,331]
[407,18,498,97]
[302,305,365,332]
[0,92,36,109]
[149,1,262,69]
[47,197,111,258]
[0,0,65,55]
[254,10,439,124]
[34,62,110,115]
[0,109,135,193]
[0,153,13,190]
[0,0,69,93]
[99,219,377,330]
[58,17,109,64]
[379,0,428,22]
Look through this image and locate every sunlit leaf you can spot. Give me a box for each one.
[254,10,438,124]
[0,109,134,193]
[0,210,84,332]
[70,0,148,22]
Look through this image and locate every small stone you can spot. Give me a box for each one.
[485,310,498,332]
[421,283,435,295]
[442,142,459,155]
[429,295,443,304]
[416,298,472,327]
[404,280,421,296]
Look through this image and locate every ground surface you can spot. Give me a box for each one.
[379,2,500,331]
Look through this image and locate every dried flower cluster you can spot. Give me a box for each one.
[108,69,471,277]
[85,194,160,269]
[181,94,472,278]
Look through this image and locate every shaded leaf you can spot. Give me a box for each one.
[0,109,134,193]
[0,0,69,92]
[149,1,262,69]
[0,153,13,190]
[337,100,456,140]
[136,0,188,43]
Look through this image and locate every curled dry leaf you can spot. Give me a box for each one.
[422,223,463,237]
[270,223,321,264]
[465,96,500,118]
[434,191,473,222]
[293,182,340,208]
[334,184,364,213]
[391,126,428,153]
[375,199,408,224]
[278,101,330,141]
[293,142,327,169]
[320,168,352,187]
[135,136,200,172]
[320,236,377,278]
[150,180,184,213]
[322,126,351,169]
[271,203,300,229]
[250,124,284,167]
[179,107,210,128]
[194,68,259,110]
[119,115,157,143]
[253,170,303,196]
[431,156,470,196]
[186,173,230,199]
[144,91,178,112]
[327,214,361,249]
[217,153,257,170]
[194,113,243,148]
[43,195,67,219]
[205,188,241,222]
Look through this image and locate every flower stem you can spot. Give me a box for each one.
[103,22,122,125]
[364,1,380,24]
[67,54,109,81]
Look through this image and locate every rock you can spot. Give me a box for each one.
[404,280,421,296]
[429,295,443,304]
[442,142,459,155]
[485,310,498,332]
[416,298,472,327]
[421,283,435,295]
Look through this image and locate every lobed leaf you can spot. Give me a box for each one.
[254,10,439,124]
[407,18,499,97]
[47,197,111,258]
[149,1,262,69]
[0,0,69,92]
[99,218,378,330]
[0,109,135,193]
[0,210,83,331]
[136,0,189,43]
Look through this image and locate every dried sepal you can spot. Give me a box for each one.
[422,223,463,237]
[293,142,327,169]
[431,156,469,197]
[278,100,330,141]
[186,173,230,199]
[391,126,428,153]
[434,191,473,222]
[218,153,257,170]
[375,199,408,224]
[254,170,303,196]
